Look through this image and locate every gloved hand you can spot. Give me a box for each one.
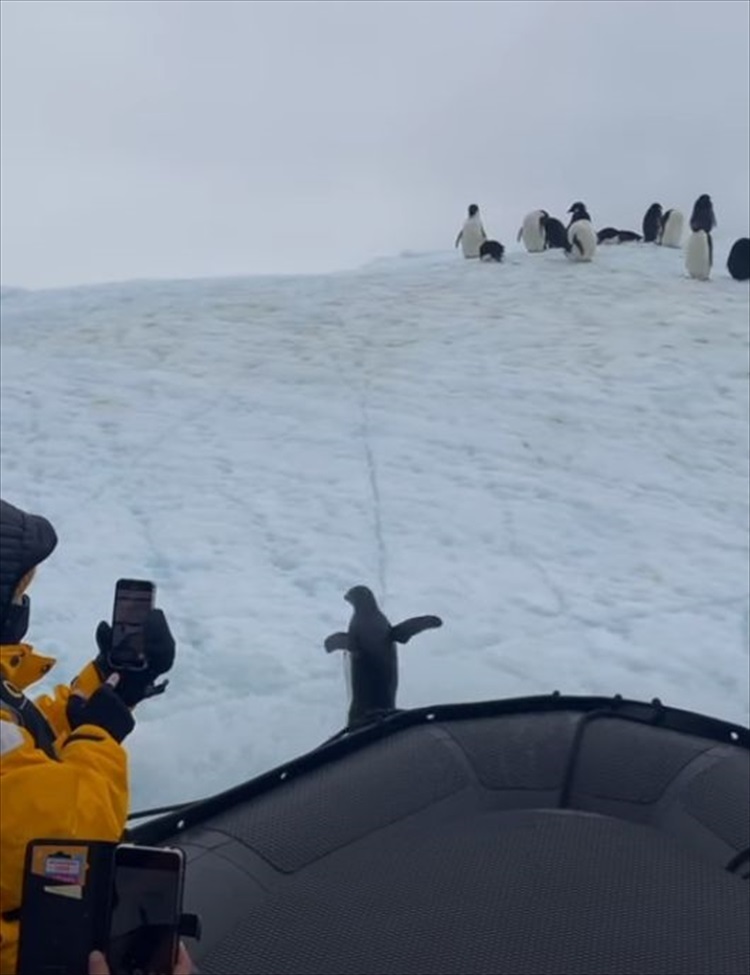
[67,675,135,743]
[94,609,176,708]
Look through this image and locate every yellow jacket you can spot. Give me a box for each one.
[0,645,129,975]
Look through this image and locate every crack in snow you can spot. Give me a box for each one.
[359,396,388,605]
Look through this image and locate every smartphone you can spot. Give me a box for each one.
[107,844,185,975]
[110,579,156,671]
[17,839,118,975]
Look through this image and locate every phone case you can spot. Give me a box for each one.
[17,839,118,975]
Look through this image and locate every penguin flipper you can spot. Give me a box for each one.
[391,615,443,644]
[325,632,349,653]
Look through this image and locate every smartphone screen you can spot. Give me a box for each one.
[111,579,155,669]
[107,846,184,975]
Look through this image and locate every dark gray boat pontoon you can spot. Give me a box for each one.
[130,692,750,975]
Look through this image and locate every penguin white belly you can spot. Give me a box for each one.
[521,211,546,252]
[661,210,684,248]
[566,220,597,262]
[685,230,712,280]
[461,222,485,258]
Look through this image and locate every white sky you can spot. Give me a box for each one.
[1,0,748,289]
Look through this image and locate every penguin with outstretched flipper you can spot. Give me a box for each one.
[325,585,442,728]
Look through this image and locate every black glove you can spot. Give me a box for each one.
[94,609,176,708]
[67,679,135,744]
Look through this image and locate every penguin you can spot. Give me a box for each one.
[517,210,547,253]
[455,204,487,259]
[541,214,568,250]
[325,586,442,728]
[480,239,504,262]
[616,230,642,243]
[642,203,663,243]
[659,208,685,248]
[566,207,597,263]
[685,229,713,280]
[727,237,750,281]
[597,227,642,244]
[567,202,592,227]
[690,194,716,234]
[596,227,621,245]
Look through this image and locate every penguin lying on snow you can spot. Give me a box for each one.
[480,239,504,262]
[597,227,620,244]
[727,238,750,281]
[325,585,442,728]
[597,227,642,244]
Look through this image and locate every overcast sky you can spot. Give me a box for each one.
[1,0,748,289]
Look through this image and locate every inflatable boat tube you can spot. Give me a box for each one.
[129,694,750,975]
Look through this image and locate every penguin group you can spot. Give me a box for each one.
[641,203,685,247]
[457,195,749,282]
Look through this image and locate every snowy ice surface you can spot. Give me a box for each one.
[1,241,748,811]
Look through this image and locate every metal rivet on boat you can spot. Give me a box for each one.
[280,771,288,781]
[177,820,185,831]
[426,713,436,722]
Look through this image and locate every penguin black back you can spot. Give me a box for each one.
[617,230,642,243]
[727,237,750,281]
[690,194,716,233]
[542,215,568,249]
[643,203,663,242]
[567,202,592,226]
[324,585,442,728]
[597,227,620,244]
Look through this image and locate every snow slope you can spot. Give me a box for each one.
[1,241,748,810]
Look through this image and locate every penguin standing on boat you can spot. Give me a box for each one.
[325,586,442,728]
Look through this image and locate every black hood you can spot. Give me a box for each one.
[0,499,58,638]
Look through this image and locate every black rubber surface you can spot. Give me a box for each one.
[195,811,749,975]
[132,702,750,974]
[207,729,468,872]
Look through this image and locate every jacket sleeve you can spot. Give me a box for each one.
[33,661,104,738]
[0,711,129,916]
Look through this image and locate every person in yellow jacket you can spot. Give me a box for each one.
[0,498,176,975]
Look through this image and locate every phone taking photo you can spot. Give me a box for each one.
[107,844,186,975]
[17,840,189,975]
[110,579,156,671]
